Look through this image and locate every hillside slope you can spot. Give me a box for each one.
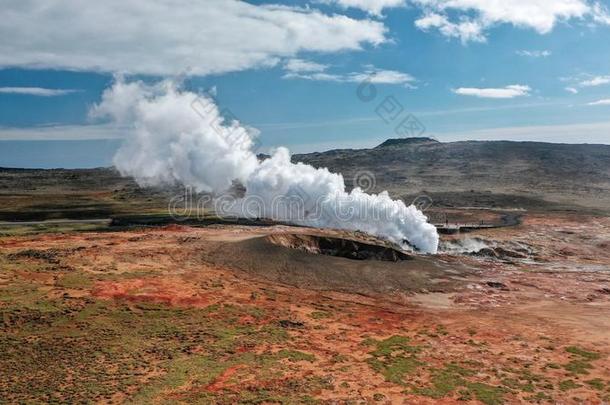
[293,138,610,212]
[2,138,609,219]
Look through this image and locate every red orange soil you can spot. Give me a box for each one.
[1,212,609,403]
[204,365,247,393]
[92,277,212,307]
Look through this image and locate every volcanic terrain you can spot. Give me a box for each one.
[1,139,609,404]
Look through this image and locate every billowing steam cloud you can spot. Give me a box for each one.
[90,79,259,193]
[92,79,439,253]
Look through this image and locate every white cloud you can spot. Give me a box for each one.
[415,13,486,43]
[579,75,610,87]
[284,72,342,81]
[587,99,610,105]
[516,50,552,57]
[562,73,610,93]
[283,65,416,86]
[0,124,127,141]
[412,0,610,42]
[322,0,406,16]
[453,85,531,99]
[591,1,610,23]
[351,67,416,85]
[0,1,387,76]
[0,87,79,96]
[284,59,328,73]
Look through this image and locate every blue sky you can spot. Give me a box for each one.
[1,0,610,168]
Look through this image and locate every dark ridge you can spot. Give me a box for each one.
[375,137,440,148]
[266,234,412,262]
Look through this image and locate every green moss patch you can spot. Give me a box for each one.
[410,363,506,405]
[309,311,331,320]
[565,346,601,361]
[585,378,605,391]
[559,380,582,391]
[562,346,602,375]
[0,292,322,403]
[365,336,422,385]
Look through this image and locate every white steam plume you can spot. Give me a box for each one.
[92,79,439,253]
[90,79,259,193]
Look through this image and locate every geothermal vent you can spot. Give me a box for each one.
[266,234,412,262]
[93,79,439,254]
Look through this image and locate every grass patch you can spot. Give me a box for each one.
[411,363,505,405]
[57,272,93,289]
[131,355,226,402]
[309,311,331,320]
[331,354,349,363]
[366,336,422,385]
[276,349,316,363]
[559,380,582,391]
[562,346,601,375]
[564,359,594,375]
[369,335,421,357]
[585,378,605,391]
[412,364,474,399]
[369,356,421,385]
[465,382,506,405]
[0,292,304,404]
[525,392,551,402]
[501,378,533,393]
[565,346,601,361]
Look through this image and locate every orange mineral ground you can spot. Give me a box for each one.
[1,211,609,404]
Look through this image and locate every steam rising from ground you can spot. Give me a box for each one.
[92,79,439,253]
[439,237,490,254]
[91,80,259,193]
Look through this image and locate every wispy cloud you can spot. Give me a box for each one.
[0,87,80,97]
[283,61,416,87]
[349,68,415,85]
[255,101,562,131]
[284,59,328,73]
[587,99,610,106]
[579,75,610,87]
[562,74,610,93]
[516,50,551,58]
[320,0,406,16]
[415,13,485,43]
[452,85,531,99]
[0,124,127,140]
[412,0,610,43]
[0,1,386,76]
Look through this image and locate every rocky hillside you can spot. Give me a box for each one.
[2,138,609,217]
[293,138,610,212]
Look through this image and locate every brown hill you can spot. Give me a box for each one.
[293,138,610,213]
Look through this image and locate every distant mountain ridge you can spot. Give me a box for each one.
[2,138,609,214]
[293,138,610,213]
[375,137,440,148]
